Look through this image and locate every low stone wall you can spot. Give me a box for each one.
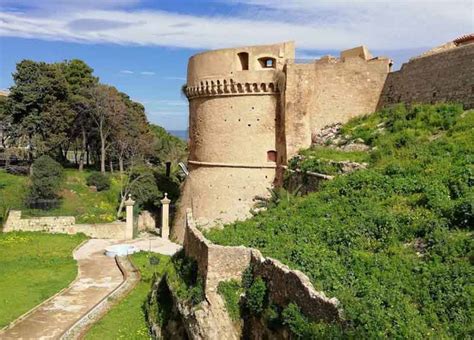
[184,209,252,295]
[4,210,127,239]
[184,209,342,322]
[251,251,342,322]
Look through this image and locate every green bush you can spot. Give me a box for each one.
[218,280,243,321]
[26,155,63,205]
[129,166,161,210]
[86,172,111,191]
[245,277,267,315]
[170,250,204,305]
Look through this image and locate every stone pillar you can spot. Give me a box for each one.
[125,194,135,240]
[160,193,171,239]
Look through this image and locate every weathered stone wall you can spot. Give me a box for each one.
[183,209,251,295]
[378,43,474,109]
[4,210,127,239]
[251,251,342,323]
[183,209,342,322]
[284,55,390,158]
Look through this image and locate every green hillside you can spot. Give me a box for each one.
[207,104,473,338]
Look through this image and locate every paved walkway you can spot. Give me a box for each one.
[0,237,181,340]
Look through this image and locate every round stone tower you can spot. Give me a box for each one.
[172,42,295,242]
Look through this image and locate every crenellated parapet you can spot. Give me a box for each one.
[185,78,279,99]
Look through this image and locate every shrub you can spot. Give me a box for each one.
[171,250,204,305]
[86,172,111,191]
[26,156,63,206]
[245,277,267,315]
[129,166,161,210]
[218,280,243,321]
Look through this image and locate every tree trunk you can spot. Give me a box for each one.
[119,156,124,173]
[109,159,114,173]
[79,126,86,171]
[100,121,106,173]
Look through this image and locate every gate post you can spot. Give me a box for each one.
[160,193,171,239]
[125,194,135,240]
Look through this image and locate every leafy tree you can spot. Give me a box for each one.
[62,59,98,171]
[149,124,187,165]
[7,60,73,159]
[90,84,126,173]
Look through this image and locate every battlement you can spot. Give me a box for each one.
[185,79,279,99]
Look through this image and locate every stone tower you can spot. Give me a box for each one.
[173,42,295,241]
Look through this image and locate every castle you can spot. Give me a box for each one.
[172,35,474,241]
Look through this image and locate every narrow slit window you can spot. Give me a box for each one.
[238,52,249,71]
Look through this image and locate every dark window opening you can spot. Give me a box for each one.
[238,52,249,70]
[267,150,277,162]
[258,57,276,69]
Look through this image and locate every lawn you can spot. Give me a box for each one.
[0,231,87,328]
[0,169,121,226]
[84,252,171,340]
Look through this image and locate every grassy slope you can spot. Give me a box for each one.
[0,232,86,327]
[0,169,121,225]
[85,252,171,340]
[207,104,473,338]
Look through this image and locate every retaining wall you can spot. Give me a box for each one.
[3,210,127,239]
[184,209,342,322]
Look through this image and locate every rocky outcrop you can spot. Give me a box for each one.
[147,275,240,340]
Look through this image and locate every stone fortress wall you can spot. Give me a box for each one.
[183,209,342,322]
[4,210,128,239]
[378,41,474,110]
[173,35,474,241]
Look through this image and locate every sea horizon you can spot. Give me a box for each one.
[167,129,188,141]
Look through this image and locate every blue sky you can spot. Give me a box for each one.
[0,0,472,130]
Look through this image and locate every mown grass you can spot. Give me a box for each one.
[0,169,121,226]
[0,231,86,328]
[0,170,28,226]
[85,252,171,340]
[207,104,474,338]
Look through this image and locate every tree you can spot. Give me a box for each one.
[111,93,153,173]
[62,60,98,171]
[90,84,126,173]
[7,60,73,159]
[149,124,187,165]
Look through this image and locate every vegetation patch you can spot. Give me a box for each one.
[86,172,111,192]
[166,250,204,305]
[217,280,244,321]
[85,252,171,340]
[207,104,474,338]
[0,231,86,328]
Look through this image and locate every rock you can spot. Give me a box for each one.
[89,185,97,192]
[342,142,370,151]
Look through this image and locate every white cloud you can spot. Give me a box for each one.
[140,71,155,75]
[120,69,134,74]
[0,1,472,51]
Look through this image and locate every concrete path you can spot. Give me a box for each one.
[0,237,181,340]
